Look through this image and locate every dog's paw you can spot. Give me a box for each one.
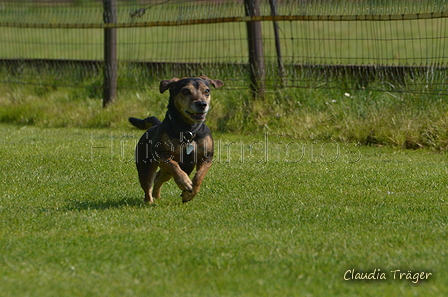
[181,190,196,203]
[175,175,193,193]
[144,195,155,204]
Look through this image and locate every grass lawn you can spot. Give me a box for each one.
[1,124,447,296]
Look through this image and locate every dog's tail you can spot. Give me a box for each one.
[128,116,161,130]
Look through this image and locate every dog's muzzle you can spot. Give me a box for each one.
[195,101,208,111]
[186,101,209,121]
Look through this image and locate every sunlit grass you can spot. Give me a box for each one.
[1,125,447,296]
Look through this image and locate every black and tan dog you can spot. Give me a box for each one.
[129,75,224,204]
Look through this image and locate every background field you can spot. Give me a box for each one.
[1,124,447,296]
[1,0,447,64]
[1,0,448,93]
[2,19,447,65]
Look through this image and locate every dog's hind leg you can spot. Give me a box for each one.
[152,170,172,199]
[137,164,158,204]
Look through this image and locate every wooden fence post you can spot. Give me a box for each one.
[269,0,285,87]
[244,0,266,98]
[103,0,117,108]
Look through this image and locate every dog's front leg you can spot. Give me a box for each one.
[181,160,212,203]
[157,160,193,193]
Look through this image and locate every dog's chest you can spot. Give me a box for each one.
[179,137,213,161]
[152,136,211,160]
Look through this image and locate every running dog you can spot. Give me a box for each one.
[129,75,224,204]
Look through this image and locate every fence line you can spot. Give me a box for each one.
[2,12,448,29]
[1,0,448,103]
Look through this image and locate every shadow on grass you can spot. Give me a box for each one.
[65,197,147,211]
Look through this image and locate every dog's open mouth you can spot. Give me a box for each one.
[186,111,207,121]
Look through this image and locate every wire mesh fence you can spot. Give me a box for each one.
[1,0,448,98]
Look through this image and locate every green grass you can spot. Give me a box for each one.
[1,124,447,296]
[1,83,448,150]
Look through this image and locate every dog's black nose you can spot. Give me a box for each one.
[195,101,208,110]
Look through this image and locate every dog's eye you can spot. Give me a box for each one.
[181,89,190,95]
[204,89,210,96]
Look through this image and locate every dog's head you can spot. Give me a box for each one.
[160,75,224,124]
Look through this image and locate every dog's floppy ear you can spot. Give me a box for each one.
[200,75,224,88]
[159,77,179,93]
